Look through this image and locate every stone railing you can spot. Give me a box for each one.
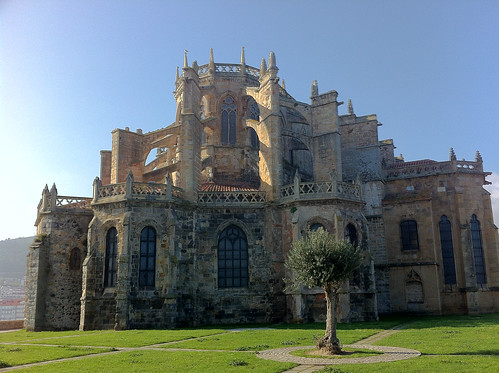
[385,159,484,180]
[54,196,92,209]
[197,63,260,79]
[281,180,361,202]
[37,184,92,215]
[198,191,266,206]
[93,172,183,203]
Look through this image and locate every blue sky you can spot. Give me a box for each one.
[1,0,498,240]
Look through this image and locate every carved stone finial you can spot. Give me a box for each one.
[209,48,215,73]
[50,183,58,196]
[192,60,199,72]
[347,99,354,115]
[475,150,482,163]
[260,58,267,76]
[183,49,188,68]
[175,66,179,81]
[268,51,276,69]
[43,184,49,194]
[240,46,245,66]
[127,170,134,182]
[449,147,456,161]
[311,80,319,97]
[281,79,286,90]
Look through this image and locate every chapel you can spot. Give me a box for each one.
[25,50,499,331]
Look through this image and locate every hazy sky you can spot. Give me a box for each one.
[1,0,498,240]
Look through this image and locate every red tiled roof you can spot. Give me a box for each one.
[201,182,259,192]
[389,159,436,169]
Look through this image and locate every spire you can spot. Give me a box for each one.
[240,46,245,66]
[209,48,214,64]
[311,80,319,97]
[183,49,188,68]
[260,58,267,76]
[347,99,354,115]
[281,79,286,90]
[175,66,179,81]
[449,147,456,161]
[475,150,482,163]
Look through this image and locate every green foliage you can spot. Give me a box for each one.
[285,228,362,290]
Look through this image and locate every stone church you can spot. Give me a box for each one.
[25,50,499,331]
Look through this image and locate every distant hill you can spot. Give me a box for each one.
[0,237,34,277]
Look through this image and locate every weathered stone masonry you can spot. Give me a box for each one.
[26,50,499,331]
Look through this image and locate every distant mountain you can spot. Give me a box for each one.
[0,237,34,276]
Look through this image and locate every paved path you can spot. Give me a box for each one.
[259,323,420,373]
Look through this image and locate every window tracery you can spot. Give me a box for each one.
[221,97,236,145]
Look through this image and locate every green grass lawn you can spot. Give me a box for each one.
[373,313,499,355]
[0,344,114,368]
[1,314,497,373]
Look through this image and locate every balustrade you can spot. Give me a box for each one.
[280,180,361,202]
[198,191,266,206]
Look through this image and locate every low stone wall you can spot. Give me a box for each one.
[0,320,24,331]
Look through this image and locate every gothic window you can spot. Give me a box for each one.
[439,216,457,285]
[249,128,259,150]
[221,97,236,145]
[400,220,419,251]
[104,227,118,287]
[69,248,81,270]
[247,98,260,121]
[345,223,358,247]
[139,227,156,288]
[218,225,248,288]
[470,214,486,285]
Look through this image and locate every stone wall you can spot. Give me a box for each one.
[26,209,92,331]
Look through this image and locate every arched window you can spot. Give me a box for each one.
[218,225,248,288]
[139,227,156,288]
[439,216,457,285]
[247,98,260,121]
[345,223,358,247]
[221,97,237,145]
[400,220,419,251]
[470,214,486,285]
[69,248,81,270]
[248,128,259,150]
[104,227,118,287]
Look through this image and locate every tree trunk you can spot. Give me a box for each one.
[317,285,342,354]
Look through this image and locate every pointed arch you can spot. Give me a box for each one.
[104,227,118,287]
[218,224,248,288]
[439,215,457,285]
[470,214,486,285]
[220,96,237,145]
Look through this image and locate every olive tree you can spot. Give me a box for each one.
[285,227,362,354]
